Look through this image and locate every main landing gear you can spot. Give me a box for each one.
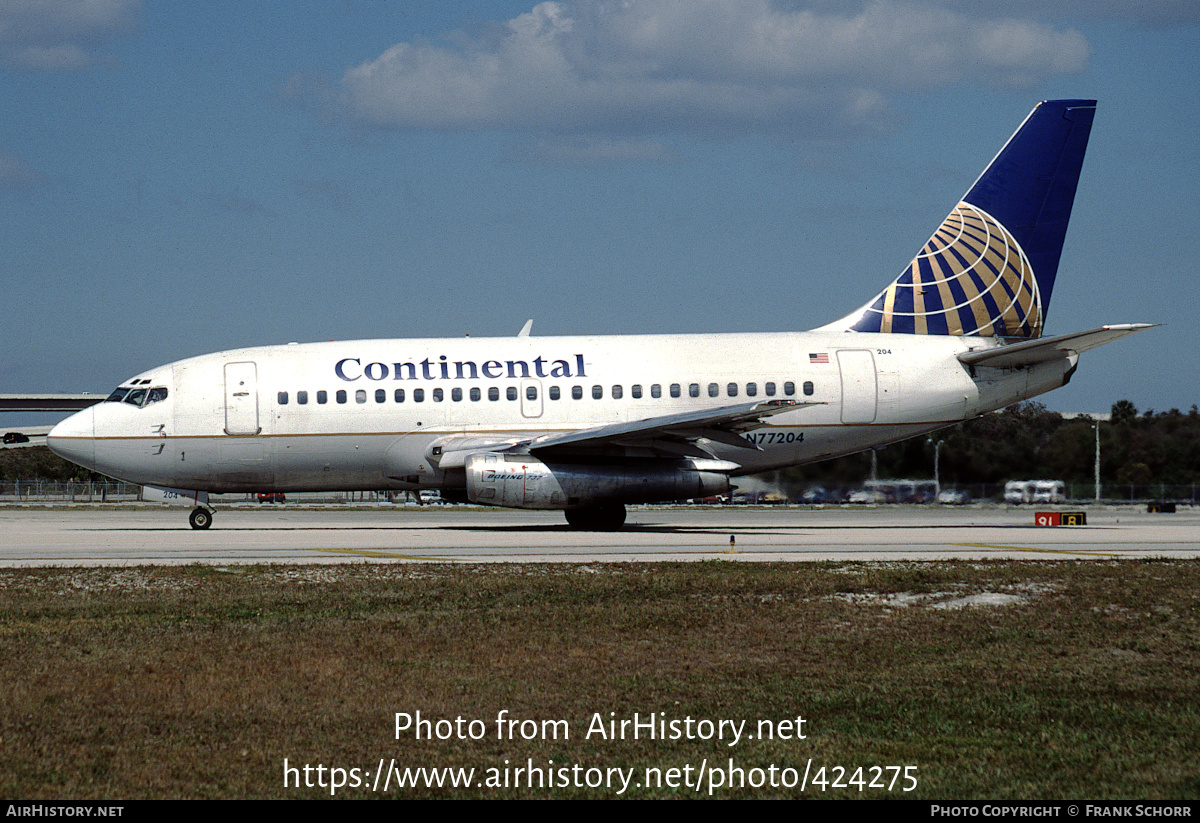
[564,504,626,531]
[189,506,213,530]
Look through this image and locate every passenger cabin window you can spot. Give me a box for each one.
[414,389,425,402]
[489,387,500,401]
[394,389,405,402]
[433,388,443,402]
[670,384,681,398]
[612,385,623,400]
[572,386,583,400]
[689,383,700,398]
[507,387,518,401]
[317,390,328,404]
[297,391,308,405]
[470,387,481,401]
[355,389,366,403]
[784,381,795,396]
[278,392,288,405]
[631,384,642,399]
[336,390,347,404]
[803,381,814,396]
[746,383,757,397]
[765,382,776,397]
[651,384,662,399]
[526,386,537,400]
[592,385,602,400]
[452,388,462,402]
[549,386,560,400]
[375,389,386,403]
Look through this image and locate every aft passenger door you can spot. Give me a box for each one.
[837,350,878,424]
[223,361,260,435]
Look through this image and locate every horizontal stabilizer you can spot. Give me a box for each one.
[957,324,1156,369]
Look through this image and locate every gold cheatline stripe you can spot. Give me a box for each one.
[56,418,967,442]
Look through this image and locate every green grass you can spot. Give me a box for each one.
[1,561,1197,798]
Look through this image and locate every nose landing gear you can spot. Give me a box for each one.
[189,506,213,530]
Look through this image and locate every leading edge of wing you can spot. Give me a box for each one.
[528,399,821,455]
[957,324,1157,369]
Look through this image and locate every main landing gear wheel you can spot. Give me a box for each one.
[189,507,213,530]
[564,504,626,531]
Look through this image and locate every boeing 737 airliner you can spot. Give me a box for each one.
[48,100,1152,530]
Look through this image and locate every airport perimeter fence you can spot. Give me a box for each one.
[809,482,1199,505]
[937,482,1199,505]
[0,481,411,506]
[1,480,143,503]
[0,480,1197,506]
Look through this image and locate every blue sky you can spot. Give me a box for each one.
[2,0,1197,423]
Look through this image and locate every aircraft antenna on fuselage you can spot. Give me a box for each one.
[517,319,534,337]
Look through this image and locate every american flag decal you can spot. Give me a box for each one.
[809,352,829,364]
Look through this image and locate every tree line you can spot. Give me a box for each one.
[780,401,1200,496]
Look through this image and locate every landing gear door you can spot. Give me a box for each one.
[224,361,260,435]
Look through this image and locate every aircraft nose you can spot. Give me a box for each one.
[47,406,96,470]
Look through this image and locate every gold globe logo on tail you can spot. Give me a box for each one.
[858,202,1043,338]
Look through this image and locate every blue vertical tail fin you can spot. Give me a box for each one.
[826,100,1096,338]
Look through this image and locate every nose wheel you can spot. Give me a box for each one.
[189,507,213,530]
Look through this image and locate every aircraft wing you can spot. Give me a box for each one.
[957,324,1156,369]
[428,400,820,469]
[528,399,819,456]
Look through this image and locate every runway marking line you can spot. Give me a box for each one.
[950,542,1125,558]
[318,548,464,561]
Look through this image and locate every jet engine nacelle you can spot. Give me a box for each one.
[464,453,734,510]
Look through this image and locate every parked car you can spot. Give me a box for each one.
[257,492,286,503]
[937,489,971,505]
[801,487,834,504]
[3,432,30,444]
[847,489,886,504]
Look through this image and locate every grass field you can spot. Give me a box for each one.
[2,560,1197,799]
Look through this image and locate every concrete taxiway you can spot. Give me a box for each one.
[1,504,1197,566]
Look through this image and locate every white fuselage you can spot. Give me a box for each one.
[48,330,1074,495]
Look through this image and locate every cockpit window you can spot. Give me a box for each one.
[108,386,168,408]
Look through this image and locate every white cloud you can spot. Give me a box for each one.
[0,0,140,70]
[519,135,681,166]
[336,0,1088,140]
[948,1,1200,28]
